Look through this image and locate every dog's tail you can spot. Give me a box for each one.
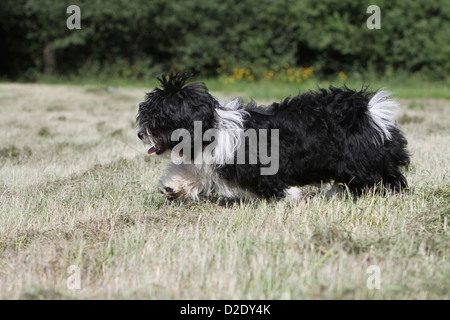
[367,90,399,143]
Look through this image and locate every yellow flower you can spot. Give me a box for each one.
[338,71,347,82]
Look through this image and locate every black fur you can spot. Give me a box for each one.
[220,87,410,198]
[137,72,410,200]
[136,72,218,156]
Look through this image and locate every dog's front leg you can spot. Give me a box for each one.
[157,162,204,201]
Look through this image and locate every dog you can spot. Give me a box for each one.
[136,72,410,201]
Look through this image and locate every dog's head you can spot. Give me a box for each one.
[136,72,219,157]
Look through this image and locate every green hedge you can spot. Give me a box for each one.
[0,0,448,80]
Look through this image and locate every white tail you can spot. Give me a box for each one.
[368,90,399,143]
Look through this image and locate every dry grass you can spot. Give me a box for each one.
[0,83,448,299]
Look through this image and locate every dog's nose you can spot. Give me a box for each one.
[138,131,144,140]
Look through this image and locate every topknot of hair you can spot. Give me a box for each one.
[156,72,194,93]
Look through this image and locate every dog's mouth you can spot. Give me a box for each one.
[148,145,167,155]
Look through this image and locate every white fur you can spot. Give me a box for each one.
[158,162,237,200]
[368,90,399,143]
[284,187,303,201]
[203,99,249,166]
[158,99,249,200]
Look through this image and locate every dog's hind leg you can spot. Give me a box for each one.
[325,182,346,199]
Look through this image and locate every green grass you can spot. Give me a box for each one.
[205,76,450,101]
[6,72,450,101]
[0,82,448,299]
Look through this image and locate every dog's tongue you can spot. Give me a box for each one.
[148,146,157,154]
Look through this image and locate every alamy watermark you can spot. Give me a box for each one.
[66,5,382,31]
[67,4,382,31]
[366,5,381,29]
[366,265,381,290]
[66,5,81,30]
[170,121,280,175]
[67,265,81,290]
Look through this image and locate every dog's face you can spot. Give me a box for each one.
[136,73,218,157]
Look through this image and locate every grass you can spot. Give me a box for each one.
[0,82,448,299]
[205,75,450,101]
[9,72,450,101]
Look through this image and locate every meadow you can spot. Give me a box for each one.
[0,79,448,299]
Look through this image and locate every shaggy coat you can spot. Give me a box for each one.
[136,73,410,200]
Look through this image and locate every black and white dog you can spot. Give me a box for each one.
[136,72,410,201]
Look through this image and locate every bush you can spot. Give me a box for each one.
[0,0,448,80]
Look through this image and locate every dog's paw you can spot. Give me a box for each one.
[158,185,182,200]
[325,182,346,199]
[284,186,304,202]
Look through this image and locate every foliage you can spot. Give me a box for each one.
[0,0,448,80]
